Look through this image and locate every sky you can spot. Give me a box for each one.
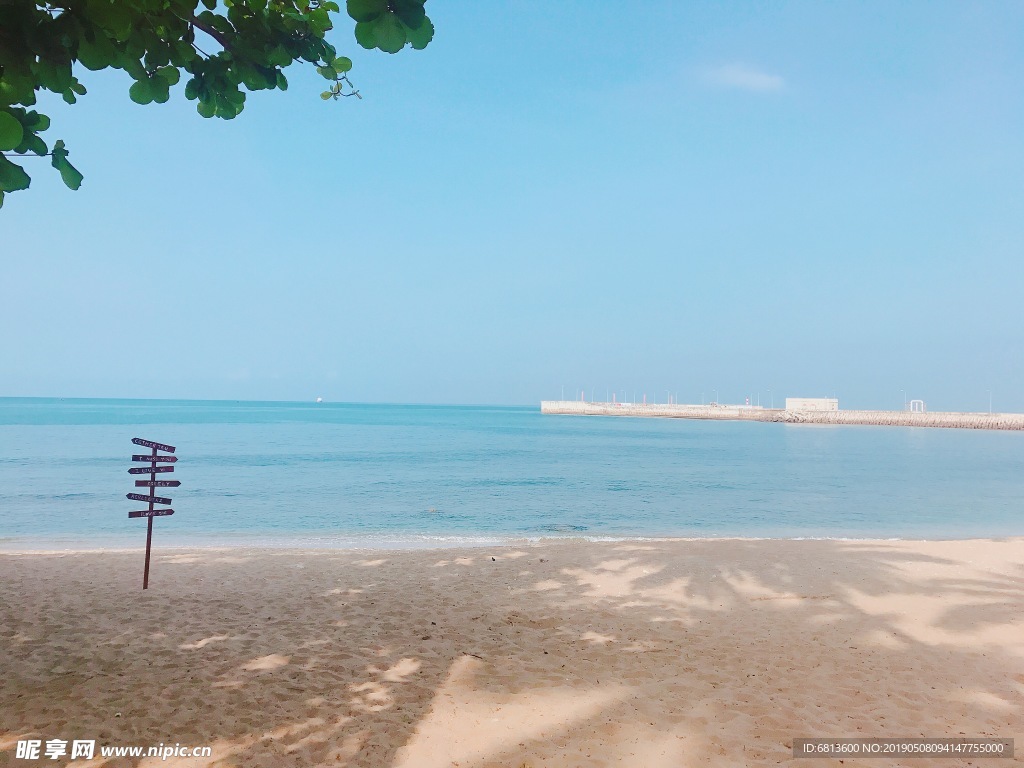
[2,0,1023,410]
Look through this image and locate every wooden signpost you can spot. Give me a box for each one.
[127,493,172,504]
[128,437,178,589]
[129,509,175,519]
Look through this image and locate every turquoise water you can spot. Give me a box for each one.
[1,398,1022,549]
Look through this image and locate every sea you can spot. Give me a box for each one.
[1,398,1022,550]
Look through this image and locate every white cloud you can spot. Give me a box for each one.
[700,63,785,92]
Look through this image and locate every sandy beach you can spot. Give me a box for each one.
[1,538,1021,767]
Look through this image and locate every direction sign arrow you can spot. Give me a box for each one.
[132,438,176,453]
[129,466,174,474]
[129,509,174,519]
[127,493,172,504]
[135,480,181,488]
[132,454,177,463]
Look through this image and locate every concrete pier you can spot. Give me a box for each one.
[540,401,1024,431]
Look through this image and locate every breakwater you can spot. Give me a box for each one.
[540,401,1024,431]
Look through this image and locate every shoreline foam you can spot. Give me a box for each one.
[2,532,1022,555]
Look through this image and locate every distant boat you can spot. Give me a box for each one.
[315,397,323,403]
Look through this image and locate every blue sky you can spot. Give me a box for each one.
[2,1,1023,410]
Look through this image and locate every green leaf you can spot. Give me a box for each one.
[267,44,291,68]
[175,39,198,64]
[317,65,336,80]
[0,191,4,209]
[120,55,147,80]
[51,141,83,190]
[20,133,48,156]
[373,13,407,54]
[320,91,333,100]
[347,0,387,23]
[0,110,24,151]
[392,0,426,29]
[0,155,31,192]
[36,58,74,94]
[150,77,171,104]
[197,100,216,118]
[56,161,84,190]
[333,56,352,73]
[406,17,434,50]
[184,78,199,100]
[216,102,241,119]
[50,138,68,162]
[94,2,133,40]
[144,43,170,66]
[129,79,153,105]
[354,20,377,48]
[157,67,180,85]
[204,12,235,36]
[77,34,117,71]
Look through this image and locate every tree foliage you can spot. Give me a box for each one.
[0,0,432,207]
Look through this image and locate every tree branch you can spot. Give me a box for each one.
[189,15,232,52]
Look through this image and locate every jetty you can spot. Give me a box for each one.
[540,400,1024,431]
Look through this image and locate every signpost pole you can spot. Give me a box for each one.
[129,437,178,590]
[143,444,156,589]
